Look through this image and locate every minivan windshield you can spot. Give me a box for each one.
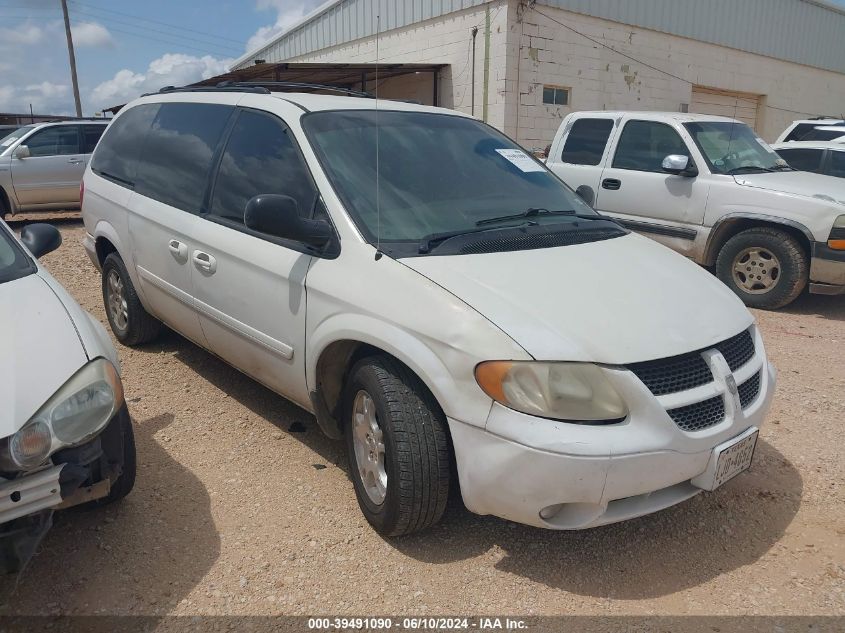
[0,125,33,150]
[0,224,35,284]
[303,111,605,254]
[684,121,788,175]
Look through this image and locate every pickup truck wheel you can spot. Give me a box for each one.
[715,227,807,309]
[344,356,450,536]
[102,253,161,345]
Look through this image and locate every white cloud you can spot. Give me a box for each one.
[73,22,114,48]
[0,81,70,114]
[246,0,324,53]
[91,53,232,108]
[0,24,44,46]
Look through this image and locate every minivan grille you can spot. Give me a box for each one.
[667,396,725,433]
[628,329,755,397]
[458,228,623,255]
[738,371,762,409]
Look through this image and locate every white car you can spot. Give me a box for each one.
[82,86,774,535]
[772,141,845,179]
[547,111,845,308]
[776,118,845,143]
[0,220,134,572]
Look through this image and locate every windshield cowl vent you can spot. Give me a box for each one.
[458,228,624,255]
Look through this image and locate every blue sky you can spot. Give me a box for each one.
[0,0,325,114]
[1,0,844,115]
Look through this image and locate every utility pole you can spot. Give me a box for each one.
[60,0,82,117]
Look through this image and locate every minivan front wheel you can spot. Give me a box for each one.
[101,253,161,345]
[344,356,450,536]
[715,227,807,309]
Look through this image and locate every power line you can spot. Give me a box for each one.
[68,0,244,45]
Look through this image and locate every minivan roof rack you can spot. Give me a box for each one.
[142,81,374,99]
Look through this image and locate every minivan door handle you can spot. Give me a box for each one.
[67,158,84,165]
[601,178,622,190]
[192,250,217,274]
[168,239,188,262]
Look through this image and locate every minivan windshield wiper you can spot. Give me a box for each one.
[726,165,776,175]
[475,207,597,227]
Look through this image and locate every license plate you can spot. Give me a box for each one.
[692,428,758,491]
[713,430,758,489]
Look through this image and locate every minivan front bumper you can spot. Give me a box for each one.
[448,360,776,530]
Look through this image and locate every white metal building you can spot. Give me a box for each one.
[232,0,845,150]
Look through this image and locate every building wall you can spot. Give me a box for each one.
[508,3,845,148]
[270,2,511,129]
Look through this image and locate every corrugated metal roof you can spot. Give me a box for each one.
[233,0,845,75]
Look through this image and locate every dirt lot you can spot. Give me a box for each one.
[2,216,843,617]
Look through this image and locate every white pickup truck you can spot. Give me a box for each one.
[546,111,845,309]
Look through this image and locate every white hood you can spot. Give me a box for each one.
[734,170,845,206]
[0,274,87,437]
[401,234,752,364]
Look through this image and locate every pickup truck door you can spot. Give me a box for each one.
[595,119,709,245]
[10,125,84,207]
[547,115,618,204]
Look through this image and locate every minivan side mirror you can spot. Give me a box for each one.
[661,154,698,177]
[14,145,30,159]
[244,194,334,249]
[20,223,62,258]
[574,185,595,207]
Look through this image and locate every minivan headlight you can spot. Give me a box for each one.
[475,361,627,423]
[1,359,124,470]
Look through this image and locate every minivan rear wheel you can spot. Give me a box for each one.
[344,356,450,536]
[102,253,161,345]
[715,227,807,309]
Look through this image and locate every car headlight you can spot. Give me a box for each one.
[829,215,845,250]
[475,361,627,423]
[1,358,123,470]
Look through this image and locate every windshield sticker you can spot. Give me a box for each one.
[495,149,545,173]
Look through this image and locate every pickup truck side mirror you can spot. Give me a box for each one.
[13,145,30,159]
[661,154,698,177]
[244,194,334,249]
[20,223,62,258]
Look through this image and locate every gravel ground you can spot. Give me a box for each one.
[1,216,843,617]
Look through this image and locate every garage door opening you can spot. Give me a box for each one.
[690,86,761,131]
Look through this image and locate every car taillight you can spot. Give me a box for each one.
[80,180,84,207]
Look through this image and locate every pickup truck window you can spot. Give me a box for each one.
[684,121,782,175]
[612,120,688,172]
[775,148,823,173]
[561,118,613,165]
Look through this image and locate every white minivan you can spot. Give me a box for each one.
[82,86,775,535]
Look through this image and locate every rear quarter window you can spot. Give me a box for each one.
[776,148,823,173]
[91,104,160,187]
[561,118,614,166]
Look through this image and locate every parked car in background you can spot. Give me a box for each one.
[0,219,135,573]
[772,141,845,179]
[776,118,845,143]
[546,111,845,308]
[0,120,108,217]
[84,88,774,536]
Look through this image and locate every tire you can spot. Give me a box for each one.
[715,227,808,310]
[102,252,161,345]
[344,356,451,536]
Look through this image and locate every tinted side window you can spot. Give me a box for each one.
[91,104,159,186]
[26,126,80,157]
[612,120,688,172]
[829,151,845,179]
[783,123,816,142]
[135,102,233,214]
[802,128,845,141]
[776,148,823,173]
[81,125,106,153]
[561,118,613,165]
[209,109,317,224]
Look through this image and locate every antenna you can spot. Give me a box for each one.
[375,12,382,261]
